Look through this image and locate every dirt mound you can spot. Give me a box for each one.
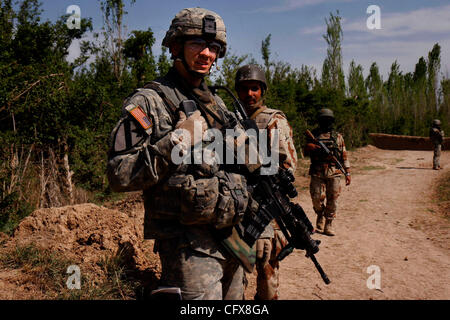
[7,203,160,278]
[104,192,144,220]
[0,232,9,243]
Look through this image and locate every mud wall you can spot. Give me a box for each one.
[369,133,450,150]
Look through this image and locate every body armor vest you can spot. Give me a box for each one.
[141,73,248,231]
[251,106,284,130]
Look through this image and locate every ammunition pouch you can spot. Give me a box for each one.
[214,172,249,229]
[166,174,219,225]
[160,170,249,228]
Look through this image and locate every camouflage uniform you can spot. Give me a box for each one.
[304,127,350,233]
[429,120,444,170]
[251,107,297,300]
[107,8,249,300]
[235,64,298,300]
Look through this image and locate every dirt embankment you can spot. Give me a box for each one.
[0,145,448,300]
[0,195,160,299]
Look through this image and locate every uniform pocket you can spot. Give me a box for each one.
[215,194,235,229]
[179,176,219,225]
[213,172,249,229]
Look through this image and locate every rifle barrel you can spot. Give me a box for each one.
[309,254,331,285]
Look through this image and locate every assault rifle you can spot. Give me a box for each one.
[305,129,349,177]
[210,86,330,285]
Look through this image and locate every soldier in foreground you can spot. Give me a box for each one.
[107,8,252,300]
[303,108,351,236]
[235,64,298,300]
[430,119,444,170]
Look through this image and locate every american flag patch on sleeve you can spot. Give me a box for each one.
[127,105,153,130]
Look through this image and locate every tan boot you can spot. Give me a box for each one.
[324,218,335,236]
[316,215,325,232]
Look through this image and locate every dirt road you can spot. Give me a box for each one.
[1,146,448,300]
[245,146,449,299]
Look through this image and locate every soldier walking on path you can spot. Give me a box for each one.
[430,119,444,170]
[303,108,351,236]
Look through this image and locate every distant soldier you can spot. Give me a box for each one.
[235,64,298,300]
[303,108,351,236]
[430,119,444,170]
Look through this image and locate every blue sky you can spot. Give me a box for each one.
[38,0,450,80]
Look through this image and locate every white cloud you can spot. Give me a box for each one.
[66,31,104,65]
[67,40,81,63]
[298,4,450,78]
[344,4,450,37]
[301,25,325,35]
[301,4,450,38]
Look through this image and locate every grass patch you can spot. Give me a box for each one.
[0,243,73,296]
[0,244,141,300]
[92,248,141,300]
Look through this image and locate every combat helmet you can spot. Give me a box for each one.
[162,8,227,58]
[235,64,268,93]
[318,108,335,120]
[432,119,441,127]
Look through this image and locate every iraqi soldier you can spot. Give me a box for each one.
[430,119,444,170]
[235,64,298,300]
[303,108,351,236]
[107,8,253,300]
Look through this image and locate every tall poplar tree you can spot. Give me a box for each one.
[321,11,345,94]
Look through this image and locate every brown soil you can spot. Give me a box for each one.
[0,197,161,299]
[245,145,450,299]
[0,146,448,300]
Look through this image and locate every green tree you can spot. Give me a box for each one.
[439,77,450,134]
[157,47,171,77]
[123,28,156,87]
[261,34,272,78]
[427,43,441,114]
[412,57,427,134]
[347,60,366,99]
[99,0,135,85]
[321,11,345,94]
[0,0,92,224]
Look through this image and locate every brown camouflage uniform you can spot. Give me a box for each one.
[107,67,249,300]
[251,106,297,300]
[430,127,444,169]
[304,129,350,220]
